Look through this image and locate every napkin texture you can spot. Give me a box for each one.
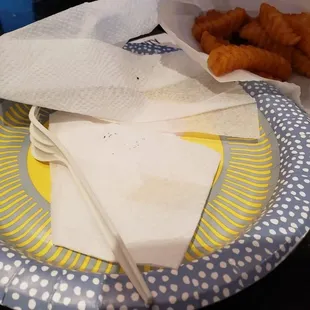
[49,112,220,269]
[0,0,256,125]
[123,36,260,138]
[0,40,255,123]
[130,103,260,139]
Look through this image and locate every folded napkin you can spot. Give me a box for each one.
[0,0,257,128]
[130,102,260,139]
[49,112,221,269]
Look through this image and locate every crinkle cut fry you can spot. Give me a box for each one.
[292,48,310,78]
[239,20,293,62]
[208,45,292,80]
[259,3,300,46]
[192,23,204,42]
[206,7,247,38]
[200,31,229,54]
[285,13,310,27]
[298,38,310,59]
[285,15,310,58]
[195,10,223,24]
[194,7,247,41]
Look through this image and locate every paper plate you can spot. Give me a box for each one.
[0,39,309,310]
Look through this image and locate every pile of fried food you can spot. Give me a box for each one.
[192,3,310,81]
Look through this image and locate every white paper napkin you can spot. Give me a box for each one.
[0,0,258,125]
[132,104,260,138]
[64,102,260,139]
[158,0,310,108]
[49,112,220,268]
[0,39,255,122]
[126,34,260,139]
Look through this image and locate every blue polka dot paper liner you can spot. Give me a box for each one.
[0,40,309,310]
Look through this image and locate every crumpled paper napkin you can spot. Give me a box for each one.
[0,0,257,125]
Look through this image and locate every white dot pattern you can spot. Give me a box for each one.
[0,252,105,310]
[0,43,309,310]
[123,41,179,56]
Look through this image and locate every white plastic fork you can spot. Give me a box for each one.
[29,106,153,305]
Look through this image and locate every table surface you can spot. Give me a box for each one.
[209,232,310,310]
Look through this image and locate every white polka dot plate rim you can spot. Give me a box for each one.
[0,37,309,310]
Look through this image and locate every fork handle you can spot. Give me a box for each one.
[67,164,153,305]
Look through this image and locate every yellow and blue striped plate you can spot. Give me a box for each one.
[0,100,279,274]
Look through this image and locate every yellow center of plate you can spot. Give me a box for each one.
[27,147,51,203]
[26,133,223,203]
